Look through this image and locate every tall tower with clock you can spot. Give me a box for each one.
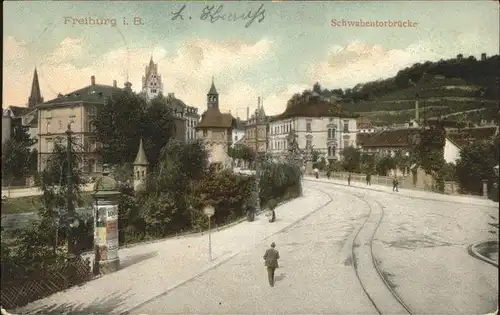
[142,57,164,102]
[207,76,219,110]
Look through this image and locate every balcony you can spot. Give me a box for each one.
[327,138,337,145]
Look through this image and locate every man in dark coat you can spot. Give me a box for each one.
[263,242,280,287]
[392,176,399,192]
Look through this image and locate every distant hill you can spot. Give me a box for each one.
[293,54,499,126]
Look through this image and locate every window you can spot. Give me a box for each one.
[151,89,157,93]
[88,139,97,152]
[306,139,312,148]
[203,130,207,137]
[46,120,51,133]
[46,138,53,152]
[328,147,332,156]
[343,140,349,148]
[343,120,349,132]
[88,159,96,173]
[96,160,103,173]
[306,120,312,132]
[235,135,238,141]
[332,147,336,156]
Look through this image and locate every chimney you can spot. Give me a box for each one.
[415,100,419,122]
[91,75,96,86]
[113,80,117,88]
[481,53,487,61]
[247,107,250,120]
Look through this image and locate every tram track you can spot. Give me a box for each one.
[310,182,413,315]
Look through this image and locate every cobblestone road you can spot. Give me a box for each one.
[13,179,498,315]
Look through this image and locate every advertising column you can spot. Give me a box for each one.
[94,203,120,273]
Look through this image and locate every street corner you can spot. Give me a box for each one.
[469,241,499,267]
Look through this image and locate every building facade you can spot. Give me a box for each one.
[231,118,246,148]
[356,117,376,134]
[141,57,163,102]
[269,100,358,161]
[2,68,44,146]
[36,75,123,175]
[184,105,200,142]
[196,79,235,169]
[245,97,268,154]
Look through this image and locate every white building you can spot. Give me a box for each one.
[443,138,461,164]
[356,117,376,134]
[141,57,164,102]
[231,119,246,148]
[268,100,358,161]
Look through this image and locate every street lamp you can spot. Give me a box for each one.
[203,205,215,261]
[254,154,261,214]
[65,124,76,257]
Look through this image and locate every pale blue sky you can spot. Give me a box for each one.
[3,1,499,115]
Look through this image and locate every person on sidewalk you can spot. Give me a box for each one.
[263,242,280,287]
[314,168,319,179]
[347,173,352,186]
[366,173,372,186]
[392,176,399,192]
[326,169,331,179]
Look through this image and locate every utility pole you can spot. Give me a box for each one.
[66,124,76,258]
[255,153,261,214]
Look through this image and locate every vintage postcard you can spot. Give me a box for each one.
[2,1,499,315]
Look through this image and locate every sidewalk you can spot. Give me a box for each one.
[305,176,498,208]
[14,185,332,315]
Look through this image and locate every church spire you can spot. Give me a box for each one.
[207,76,219,110]
[28,67,43,108]
[134,139,149,165]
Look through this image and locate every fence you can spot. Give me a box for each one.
[314,171,478,197]
[1,256,92,309]
[319,171,416,189]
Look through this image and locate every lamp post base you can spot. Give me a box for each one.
[98,258,120,275]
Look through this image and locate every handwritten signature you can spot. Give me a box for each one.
[171,4,266,28]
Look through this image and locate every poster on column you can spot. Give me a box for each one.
[104,205,119,260]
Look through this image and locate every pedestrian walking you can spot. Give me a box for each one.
[326,169,331,179]
[366,173,371,186]
[268,209,276,223]
[347,173,352,186]
[263,242,280,287]
[392,176,399,192]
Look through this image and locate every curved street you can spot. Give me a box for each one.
[14,179,498,315]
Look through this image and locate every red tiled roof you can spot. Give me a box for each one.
[446,126,498,148]
[196,107,235,129]
[270,100,358,122]
[361,128,420,148]
[356,133,373,146]
[357,117,373,129]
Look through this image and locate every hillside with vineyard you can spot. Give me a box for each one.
[291,54,499,126]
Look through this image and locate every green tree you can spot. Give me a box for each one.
[3,139,88,278]
[93,91,176,167]
[416,125,446,191]
[229,143,255,164]
[455,140,499,195]
[140,139,209,236]
[375,154,395,176]
[141,96,177,166]
[341,147,361,173]
[1,124,37,188]
[93,90,146,165]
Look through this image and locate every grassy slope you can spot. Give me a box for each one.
[1,193,94,215]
